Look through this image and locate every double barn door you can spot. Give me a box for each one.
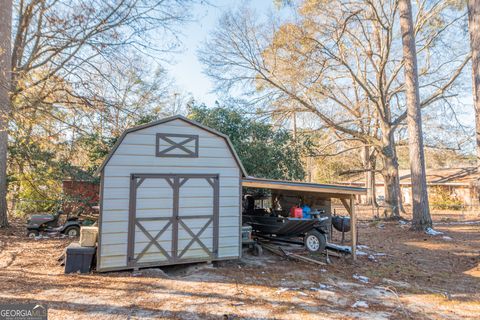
[127,174,219,268]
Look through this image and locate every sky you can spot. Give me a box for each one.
[165,1,277,107]
[163,1,475,152]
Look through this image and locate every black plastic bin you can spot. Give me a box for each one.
[65,243,95,274]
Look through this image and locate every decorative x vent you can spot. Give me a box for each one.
[135,217,172,262]
[177,216,213,259]
[156,133,199,158]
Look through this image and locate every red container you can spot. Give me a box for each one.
[290,206,303,218]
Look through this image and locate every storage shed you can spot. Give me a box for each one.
[96,115,246,272]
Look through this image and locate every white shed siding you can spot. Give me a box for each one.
[99,119,241,271]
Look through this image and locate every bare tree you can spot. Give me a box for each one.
[10,0,193,105]
[362,146,378,207]
[468,0,480,165]
[2,0,196,217]
[200,1,470,218]
[398,0,432,230]
[0,0,12,227]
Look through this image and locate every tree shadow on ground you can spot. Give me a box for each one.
[1,219,479,319]
[0,296,278,320]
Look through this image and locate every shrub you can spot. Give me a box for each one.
[429,186,463,210]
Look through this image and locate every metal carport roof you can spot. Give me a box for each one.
[242,177,366,197]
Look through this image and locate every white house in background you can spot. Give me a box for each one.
[340,167,480,208]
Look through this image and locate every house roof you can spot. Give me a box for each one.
[96,115,247,177]
[339,167,480,187]
[242,177,366,197]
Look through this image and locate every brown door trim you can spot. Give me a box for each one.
[127,175,137,267]
[127,173,219,268]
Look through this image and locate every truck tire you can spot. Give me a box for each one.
[64,226,80,238]
[304,230,326,253]
[27,230,39,238]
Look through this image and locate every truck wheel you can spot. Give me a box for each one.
[304,230,326,253]
[65,226,80,238]
[27,230,39,238]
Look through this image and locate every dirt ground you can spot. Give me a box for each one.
[1,212,479,320]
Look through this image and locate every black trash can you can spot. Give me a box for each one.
[65,243,95,274]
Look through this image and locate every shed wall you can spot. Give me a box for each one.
[99,119,241,271]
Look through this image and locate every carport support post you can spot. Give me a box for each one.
[350,195,357,261]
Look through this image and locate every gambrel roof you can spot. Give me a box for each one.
[96,115,247,177]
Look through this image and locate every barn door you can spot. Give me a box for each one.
[127,174,219,268]
[176,176,219,262]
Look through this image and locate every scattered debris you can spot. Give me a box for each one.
[352,300,369,308]
[261,242,327,266]
[284,250,327,266]
[261,243,286,256]
[353,274,369,283]
[442,236,453,241]
[382,278,412,289]
[275,287,298,294]
[328,243,386,259]
[368,254,377,262]
[275,287,289,294]
[317,284,333,290]
[325,249,343,257]
[326,243,351,253]
[425,227,443,236]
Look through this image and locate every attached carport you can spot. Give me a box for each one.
[242,177,367,260]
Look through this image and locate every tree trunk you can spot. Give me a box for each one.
[365,169,373,205]
[381,154,400,218]
[0,0,12,228]
[362,146,371,205]
[394,165,407,214]
[369,155,378,208]
[362,146,378,206]
[468,0,480,166]
[379,127,401,218]
[399,0,432,230]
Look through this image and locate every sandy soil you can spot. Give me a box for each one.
[0,213,479,320]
